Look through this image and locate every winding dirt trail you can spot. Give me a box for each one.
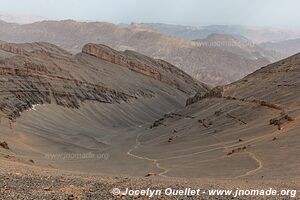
[126,112,300,178]
[127,132,169,177]
[235,151,263,178]
[234,117,300,178]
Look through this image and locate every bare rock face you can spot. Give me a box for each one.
[82,43,209,95]
[0,43,25,55]
[0,43,150,120]
[0,41,206,121]
[0,58,135,120]
[82,43,161,80]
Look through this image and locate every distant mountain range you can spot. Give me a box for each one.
[131,23,300,43]
[0,19,279,86]
[193,33,279,61]
[0,13,47,24]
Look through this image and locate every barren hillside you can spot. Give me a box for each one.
[0,41,299,199]
[0,20,272,86]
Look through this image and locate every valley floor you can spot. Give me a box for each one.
[1,78,300,199]
[0,157,299,199]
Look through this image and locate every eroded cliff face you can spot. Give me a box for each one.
[0,43,152,120]
[82,43,209,95]
[0,61,140,121]
[82,44,161,80]
[0,42,204,121]
[0,42,25,55]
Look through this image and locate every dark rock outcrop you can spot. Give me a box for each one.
[0,141,9,149]
[186,86,224,106]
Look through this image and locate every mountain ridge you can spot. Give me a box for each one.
[0,41,204,121]
[0,20,274,86]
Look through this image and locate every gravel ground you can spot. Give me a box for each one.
[0,158,299,200]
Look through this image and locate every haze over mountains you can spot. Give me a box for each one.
[0,25,300,200]
[0,19,289,86]
[0,13,300,198]
[130,23,300,43]
[0,13,47,24]
[261,38,300,58]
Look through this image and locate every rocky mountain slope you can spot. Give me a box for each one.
[0,20,273,86]
[0,41,299,200]
[0,41,211,176]
[81,43,203,94]
[131,53,300,178]
[0,41,205,121]
[0,40,299,180]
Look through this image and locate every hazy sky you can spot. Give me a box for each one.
[0,0,300,28]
